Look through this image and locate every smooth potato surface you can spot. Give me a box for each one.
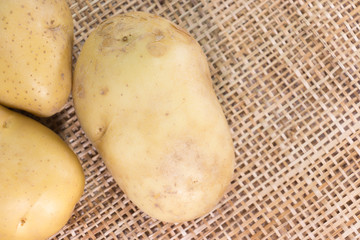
[0,0,73,117]
[74,12,234,222]
[0,105,84,240]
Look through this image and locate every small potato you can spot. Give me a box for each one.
[0,105,84,240]
[0,0,74,117]
[73,12,234,223]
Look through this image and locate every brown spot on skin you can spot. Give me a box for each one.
[61,73,64,80]
[2,121,8,128]
[147,42,166,57]
[122,36,128,42]
[101,37,115,48]
[20,218,26,226]
[76,83,85,98]
[100,87,109,95]
[165,112,169,116]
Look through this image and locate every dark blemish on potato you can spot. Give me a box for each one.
[100,87,109,95]
[61,73,64,80]
[2,121,8,128]
[122,36,128,42]
[154,203,161,209]
[147,42,166,57]
[20,218,26,226]
[165,112,169,116]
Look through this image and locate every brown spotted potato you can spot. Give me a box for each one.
[0,0,73,117]
[73,12,235,223]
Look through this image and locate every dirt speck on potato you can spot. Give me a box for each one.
[100,87,109,95]
[20,217,26,226]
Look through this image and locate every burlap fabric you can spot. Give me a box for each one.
[46,0,360,239]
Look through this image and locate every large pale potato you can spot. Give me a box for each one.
[0,0,73,117]
[0,105,84,240]
[73,12,234,223]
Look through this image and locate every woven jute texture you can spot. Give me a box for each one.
[43,0,360,239]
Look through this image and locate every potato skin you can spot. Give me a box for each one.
[74,12,234,222]
[0,105,84,240]
[0,0,73,117]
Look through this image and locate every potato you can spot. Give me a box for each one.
[0,105,84,240]
[0,0,73,117]
[73,12,234,223]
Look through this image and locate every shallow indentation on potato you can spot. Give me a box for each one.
[94,123,109,144]
[147,42,166,57]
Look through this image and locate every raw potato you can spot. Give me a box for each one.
[0,0,73,117]
[73,12,234,222]
[0,105,84,240]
